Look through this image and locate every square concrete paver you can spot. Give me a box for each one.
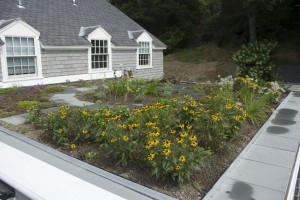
[263,124,300,140]
[254,134,299,152]
[204,178,285,200]
[242,144,296,169]
[0,113,27,125]
[226,159,291,192]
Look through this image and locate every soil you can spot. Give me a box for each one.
[163,53,237,83]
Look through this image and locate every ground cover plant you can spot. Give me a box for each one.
[0,85,65,118]
[77,78,176,105]
[27,76,286,189]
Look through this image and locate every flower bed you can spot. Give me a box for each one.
[27,76,286,191]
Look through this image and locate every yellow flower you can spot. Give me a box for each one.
[178,123,185,129]
[211,115,220,121]
[101,131,106,136]
[60,115,65,119]
[189,135,197,141]
[226,104,233,109]
[82,129,88,134]
[186,125,192,130]
[163,140,172,148]
[178,155,186,163]
[234,126,239,130]
[175,165,181,171]
[180,132,188,138]
[191,141,198,147]
[233,115,241,121]
[105,110,111,117]
[152,115,158,119]
[162,149,172,156]
[183,107,188,111]
[176,138,184,144]
[147,153,155,161]
[118,124,127,129]
[110,138,117,143]
[170,130,176,134]
[70,144,76,149]
[82,110,88,116]
[152,139,160,146]
[57,128,63,133]
[123,136,129,141]
[145,144,151,149]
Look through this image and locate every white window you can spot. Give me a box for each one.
[138,42,150,66]
[5,37,36,76]
[91,40,108,69]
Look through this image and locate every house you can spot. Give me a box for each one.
[0,0,166,88]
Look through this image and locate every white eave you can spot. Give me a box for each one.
[40,43,90,50]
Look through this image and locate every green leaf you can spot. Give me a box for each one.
[192,181,203,192]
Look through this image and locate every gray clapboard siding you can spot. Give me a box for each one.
[112,49,164,79]
[41,50,88,78]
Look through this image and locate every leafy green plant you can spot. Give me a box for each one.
[232,41,278,81]
[134,93,146,102]
[16,100,51,110]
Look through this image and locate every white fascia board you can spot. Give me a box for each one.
[112,46,138,50]
[41,44,90,50]
[0,18,40,36]
[153,47,167,50]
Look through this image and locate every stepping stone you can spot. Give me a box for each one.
[0,113,28,125]
[52,93,94,107]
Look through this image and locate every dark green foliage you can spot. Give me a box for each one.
[110,0,201,51]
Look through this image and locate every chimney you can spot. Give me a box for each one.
[17,0,25,8]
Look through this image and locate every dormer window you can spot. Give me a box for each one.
[138,42,150,66]
[91,40,108,69]
[6,36,36,76]
[136,31,153,69]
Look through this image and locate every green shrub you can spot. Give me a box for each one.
[0,109,15,118]
[232,41,278,81]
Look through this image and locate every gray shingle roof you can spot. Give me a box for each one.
[0,0,166,48]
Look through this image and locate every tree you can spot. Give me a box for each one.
[243,0,284,43]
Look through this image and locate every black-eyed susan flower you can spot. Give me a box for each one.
[82,129,88,134]
[178,155,186,162]
[70,144,76,149]
[163,140,172,148]
[123,136,129,141]
[147,153,155,161]
[191,141,198,147]
[162,149,172,156]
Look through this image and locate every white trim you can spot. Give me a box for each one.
[0,21,43,82]
[136,32,153,69]
[0,71,123,88]
[153,47,167,50]
[0,142,125,200]
[0,18,40,36]
[112,46,138,50]
[86,27,112,74]
[41,44,90,50]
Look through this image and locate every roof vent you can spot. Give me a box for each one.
[73,0,78,6]
[17,0,25,8]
